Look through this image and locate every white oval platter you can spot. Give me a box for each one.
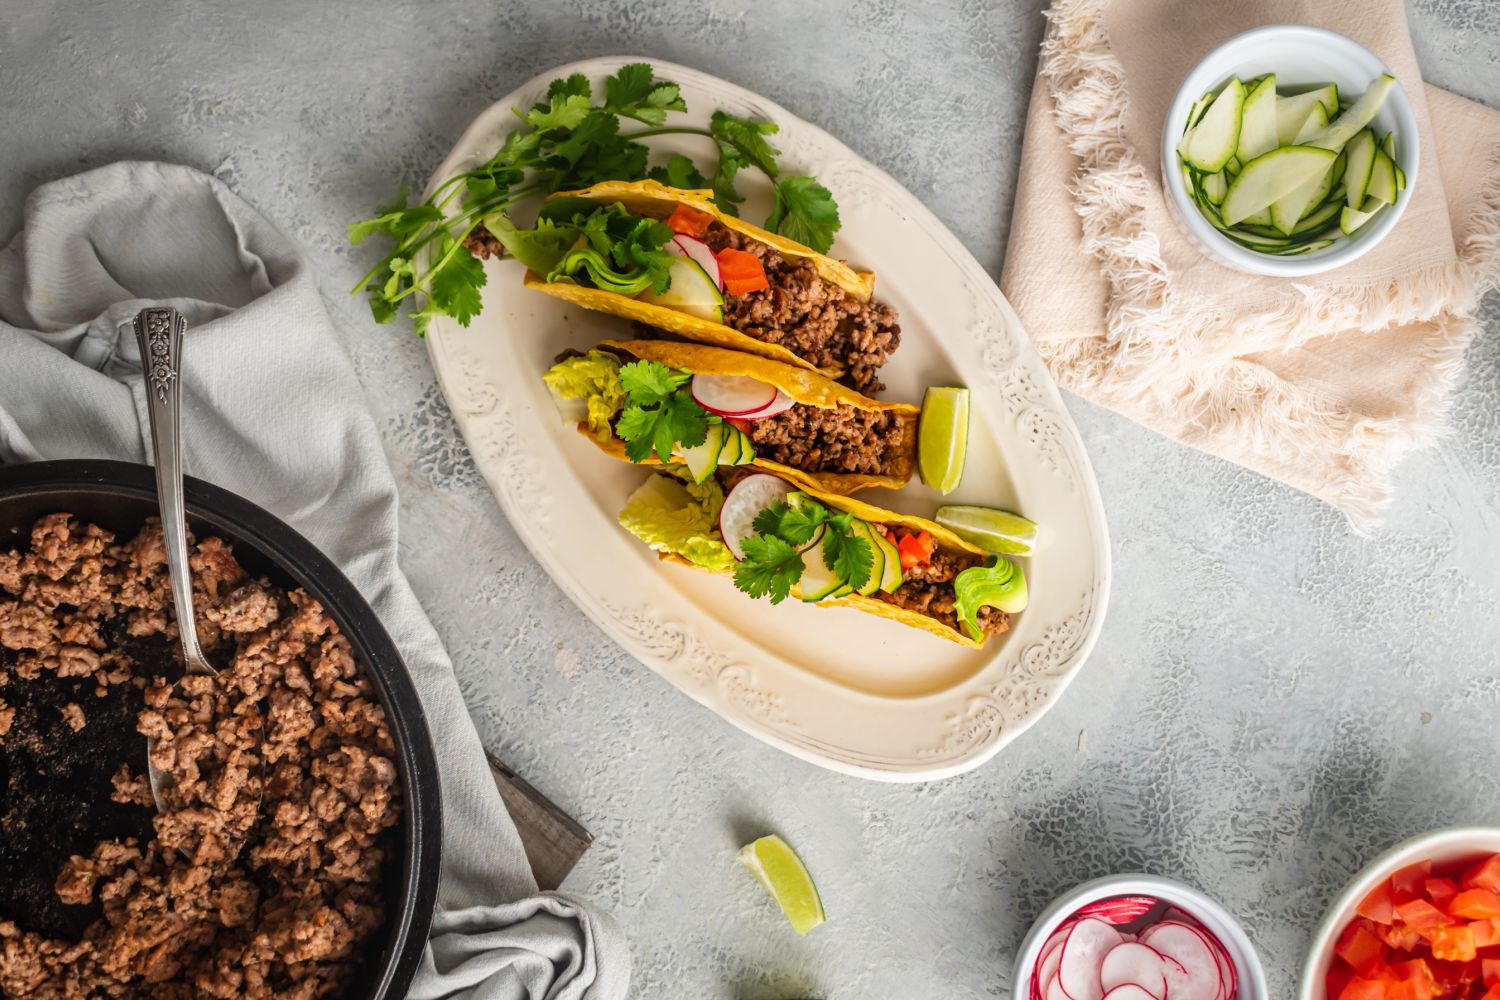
[423,56,1111,781]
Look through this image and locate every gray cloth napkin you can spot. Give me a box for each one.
[0,161,630,1000]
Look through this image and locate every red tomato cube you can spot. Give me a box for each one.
[1394,861,1436,902]
[1453,890,1500,921]
[1464,856,1500,893]
[1337,977,1387,1000]
[1360,880,1399,925]
[1483,957,1500,986]
[1336,924,1389,976]
[1398,899,1457,930]
[1426,878,1460,912]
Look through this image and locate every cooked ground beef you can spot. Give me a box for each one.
[0,514,401,999]
[748,403,906,477]
[703,223,900,395]
[464,225,505,261]
[875,547,1011,640]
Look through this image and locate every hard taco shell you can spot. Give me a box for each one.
[584,338,917,495]
[522,180,875,377]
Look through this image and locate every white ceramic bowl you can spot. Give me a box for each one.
[1161,25,1420,276]
[1013,873,1268,1000]
[1297,826,1500,1000]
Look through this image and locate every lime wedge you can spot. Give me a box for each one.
[737,835,825,935]
[918,386,969,494]
[935,504,1039,556]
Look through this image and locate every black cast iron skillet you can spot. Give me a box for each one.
[0,459,441,1000]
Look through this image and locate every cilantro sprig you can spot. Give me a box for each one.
[733,497,873,605]
[613,360,715,464]
[349,62,841,334]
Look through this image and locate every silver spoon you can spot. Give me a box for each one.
[132,306,217,812]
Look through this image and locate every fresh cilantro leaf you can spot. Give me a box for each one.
[484,213,576,275]
[710,111,781,177]
[618,360,690,404]
[525,92,593,133]
[766,176,841,253]
[752,502,788,539]
[822,512,872,590]
[614,406,661,463]
[708,146,747,216]
[604,63,687,126]
[547,73,591,102]
[734,535,804,604]
[346,202,442,245]
[648,153,710,189]
[426,239,487,327]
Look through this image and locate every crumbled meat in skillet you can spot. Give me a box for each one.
[0,513,402,998]
[59,703,85,732]
[873,546,1010,639]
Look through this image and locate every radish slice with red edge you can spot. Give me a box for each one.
[717,473,793,560]
[1033,923,1075,1000]
[1076,896,1161,926]
[672,235,722,289]
[1102,987,1164,1000]
[733,388,795,421]
[1147,921,1231,1000]
[691,374,778,417]
[1045,975,1072,1000]
[1139,923,1223,1000]
[1057,918,1125,1000]
[1099,942,1169,999]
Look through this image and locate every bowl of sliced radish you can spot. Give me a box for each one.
[1014,874,1268,1000]
[1161,25,1419,276]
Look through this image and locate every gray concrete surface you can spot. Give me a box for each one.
[3,1,1499,997]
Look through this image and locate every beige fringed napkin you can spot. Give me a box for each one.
[1003,0,1500,527]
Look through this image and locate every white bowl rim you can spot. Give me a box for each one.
[1296,825,1500,1000]
[1160,22,1420,277]
[1012,872,1269,1000]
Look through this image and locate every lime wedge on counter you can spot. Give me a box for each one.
[935,504,1038,556]
[918,386,969,494]
[737,835,825,935]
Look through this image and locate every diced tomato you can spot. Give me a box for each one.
[716,247,769,296]
[1338,924,1389,976]
[1382,980,1421,1000]
[1338,977,1388,1000]
[1399,899,1457,930]
[664,203,712,238]
[1474,919,1500,948]
[1431,925,1479,962]
[1429,957,1480,992]
[1453,890,1500,921]
[1427,878,1461,912]
[1361,880,1399,925]
[1394,958,1438,999]
[726,417,752,435]
[1483,957,1500,986]
[1378,921,1424,952]
[897,531,932,570]
[1328,965,1355,1000]
[1464,856,1500,893]
[1394,861,1436,903]
[1482,985,1500,1000]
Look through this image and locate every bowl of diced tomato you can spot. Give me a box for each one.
[1300,827,1500,1000]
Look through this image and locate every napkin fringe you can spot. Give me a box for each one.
[1038,0,1500,528]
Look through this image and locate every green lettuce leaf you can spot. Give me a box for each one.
[618,473,734,573]
[541,350,626,441]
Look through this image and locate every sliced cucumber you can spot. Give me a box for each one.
[733,428,756,465]
[1268,238,1336,256]
[678,423,724,483]
[1343,130,1377,209]
[1340,200,1382,235]
[1288,196,1343,235]
[798,528,847,602]
[1303,74,1396,152]
[1220,145,1338,226]
[1270,149,1340,234]
[1291,101,1330,143]
[639,254,725,322]
[1237,74,1279,162]
[1226,156,1243,177]
[1201,170,1228,205]
[1366,146,1398,204]
[718,426,742,466]
[1178,77,1245,172]
[1243,206,1274,227]
[850,521,885,597]
[873,529,902,593]
[1187,92,1213,128]
[1378,132,1407,192]
[1274,85,1339,143]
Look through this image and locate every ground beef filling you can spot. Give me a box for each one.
[703,223,899,395]
[747,403,904,477]
[875,548,1011,639]
[0,514,401,1000]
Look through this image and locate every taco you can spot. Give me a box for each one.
[543,338,917,496]
[616,466,1027,648]
[466,179,901,394]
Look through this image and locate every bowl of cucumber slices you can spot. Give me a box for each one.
[1162,25,1419,276]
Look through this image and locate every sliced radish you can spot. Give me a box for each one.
[673,235,722,290]
[1045,974,1072,1000]
[734,389,795,421]
[1077,896,1160,926]
[1102,987,1164,1000]
[1140,923,1222,1000]
[1057,918,1125,1000]
[1033,923,1075,1000]
[717,473,793,560]
[691,374,778,417]
[1099,943,1169,999]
